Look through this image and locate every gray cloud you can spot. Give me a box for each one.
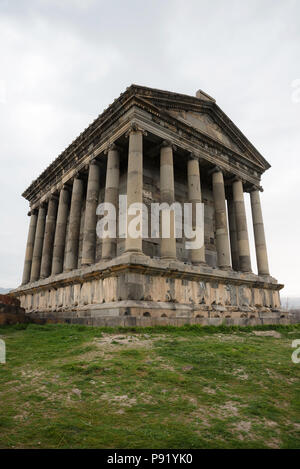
[0,0,299,295]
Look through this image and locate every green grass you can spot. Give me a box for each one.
[0,323,299,448]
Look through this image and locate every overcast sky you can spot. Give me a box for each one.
[0,0,299,297]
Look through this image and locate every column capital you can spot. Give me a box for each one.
[248,184,264,193]
[232,175,245,183]
[104,142,122,155]
[89,157,99,166]
[27,208,38,217]
[125,122,147,138]
[71,170,84,182]
[226,175,247,188]
[209,165,223,175]
[160,140,177,151]
[46,193,59,203]
[188,152,198,161]
[231,177,245,190]
[58,183,71,193]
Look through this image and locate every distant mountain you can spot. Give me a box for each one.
[0,287,12,294]
[281,297,300,310]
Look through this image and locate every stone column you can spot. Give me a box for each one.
[227,196,239,271]
[40,195,58,278]
[212,168,231,269]
[160,141,176,260]
[81,160,100,265]
[250,189,270,275]
[22,209,38,284]
[30,204,47,282]
[51,185,70,275]
[232,178,252,272]
[102,144,120,259]
[65,175,84,271]
[125,126,144,254]
[187,155,205,264]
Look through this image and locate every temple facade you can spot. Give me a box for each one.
[12,85,286,326]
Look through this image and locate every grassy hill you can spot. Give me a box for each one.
[0,323,299,449]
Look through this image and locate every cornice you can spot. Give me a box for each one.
[11,259,283,296]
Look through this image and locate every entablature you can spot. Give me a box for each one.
[24,92,267,207]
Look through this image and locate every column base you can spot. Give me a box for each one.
[101,256,113,261]
[219,265,232,271]
[124,249,144,256]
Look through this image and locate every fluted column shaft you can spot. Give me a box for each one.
[187,157,205,264]
[160,142,176,259]
[212,169,231,269]
[22,210,38,284]
[82,160,100,265]
[40,196,58,278]
[102,145,120,259]
[125,129,143,253]
[227,197,239,271]
[51,186,70,275]
[30,204,47,282]
[232,179,252,272]
[250,190,269,275]
[65,176,84,271]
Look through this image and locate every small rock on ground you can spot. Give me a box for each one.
[253,330,281,338]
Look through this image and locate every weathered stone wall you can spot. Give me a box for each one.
[17,269,284,325]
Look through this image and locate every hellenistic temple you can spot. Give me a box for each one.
[12,85,286,326]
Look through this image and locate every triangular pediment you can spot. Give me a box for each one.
[132,85,270,171]
[167,109,242,154]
